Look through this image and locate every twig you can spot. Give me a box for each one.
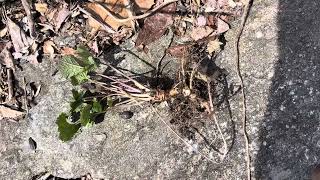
[88,0,179,23]
[6,68,13,101]
[23,77,29,114]
[235,0,254,180]
[207,81,228,159]
[20,0,36,39]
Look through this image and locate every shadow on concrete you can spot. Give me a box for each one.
[255,0,320,179]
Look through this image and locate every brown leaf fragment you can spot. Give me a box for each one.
[86,0,133,32]
[216,17,229,34]
[35,3,48,15]
[61,47,77,56]
[207,39,222,54]
[43,40,56,58]
[134,0,154,13]
[166,44,191,58]
[0,105,25,120]
[6,18,33,53]
[189,26,214,41]
[135,2,176,47]
[54,3,70,31]
[26,51,39,64]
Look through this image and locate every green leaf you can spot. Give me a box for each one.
[107,98,113,107]
[76,45,91,62]
[57,113,81,142]
[59,56,85,79]
[80,104,93,126]
[92,99,103,113]
[70,71,89,85]
[70,90,85,112]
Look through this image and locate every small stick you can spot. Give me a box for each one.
[6,68,14,101]
[23,77,29,114]
[21,0,36,39]
[88,0,179,23]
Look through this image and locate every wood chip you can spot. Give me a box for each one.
[0,105,25,120]
[0,27,8,38]
[35,3,48,15]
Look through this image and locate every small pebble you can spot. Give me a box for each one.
[28,137,37,151]
[119,111,134,119]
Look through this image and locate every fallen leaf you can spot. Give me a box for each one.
[0,105,25,120]
[0,27,8,37]
[135,2,176,47]
[135,0,154,12]
[35,3,48,16]
[207,39,222,54]
[196,15,207,27]
[61,47,77,56]
[0,43,15,70]
[26,51,39,64]
[86,0,133,31]
[190,26,214,41]
[6,18,33,53]
[43,40,56,58]
[216,17,229,34]
[54,3,70,31]
[166,44,191,58]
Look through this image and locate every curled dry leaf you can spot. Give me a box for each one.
[135,2,176,47]
[43,40,56,58]
[0,105,25,120]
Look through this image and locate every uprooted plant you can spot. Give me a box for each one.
[57,44,230,162]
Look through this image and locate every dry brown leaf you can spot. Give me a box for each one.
[61,47,77,56]
[135,0,154,12]
[54,3,70,31]
[0,105,25,120]
[166,44,191,58]
[86,0,133,31]
[0,27,8,38]
[35,3,48,15]
[216,17,229,34]
[189,26,214,41]
[135,2,176,47]
[26,51,39,64]
[6,18,33,53]
[43,40,55,58]
[207,39,222,54]
[0,43,15,70]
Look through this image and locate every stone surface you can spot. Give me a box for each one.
[2,0,320,179]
